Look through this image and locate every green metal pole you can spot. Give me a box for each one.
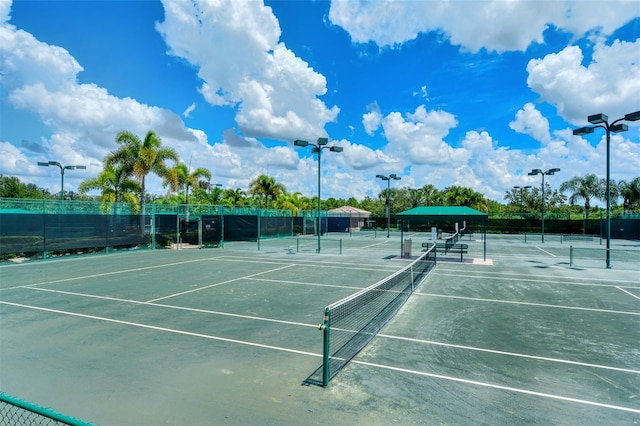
[321,307,330,387]
[317,147,321,254]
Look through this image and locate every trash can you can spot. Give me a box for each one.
[403,238,412,257]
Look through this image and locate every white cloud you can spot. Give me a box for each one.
[381,105,460,165]
[183,102,196,118]
[362,110,382,136]
[329,0,638,52]
[527,40,640,124]
[157,0,339,141]
[509,103,551,143]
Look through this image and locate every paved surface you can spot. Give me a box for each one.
[1,232,638,425]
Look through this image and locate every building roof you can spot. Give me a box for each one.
[396,206,488,223]
[327,206,371,215]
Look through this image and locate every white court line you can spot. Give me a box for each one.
[535,246,557,257]
[3,299,638,415]
[436,268,640,285]
[0,300,319,358]
[352,360,640,414]
[432,271,638,289]
[9,257,214,290]
[146,264,297,303]
[420,293,640,316]
[20,285,639,376]
[26,287,318,329]
[378,333,640,375]
[616,287,640,301]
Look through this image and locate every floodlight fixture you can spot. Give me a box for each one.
[624,110,640,122]
[573,109,640,268]
[376,174,402,237]
[573,126,595,136]
[37,160,86,201]
[588,113,608,124]
[292,137,342,253]
[610,123,628,133]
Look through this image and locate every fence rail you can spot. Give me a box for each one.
[0,392,91,426]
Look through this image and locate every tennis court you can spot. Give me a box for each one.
[1,232,638,424]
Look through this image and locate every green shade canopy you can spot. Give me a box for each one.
[397,206,488,224]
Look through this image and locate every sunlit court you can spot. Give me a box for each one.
[1,233,638,425]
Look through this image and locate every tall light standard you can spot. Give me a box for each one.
[528,168,560,243]
[513,185,531,218]
[294,137,343,253]
[573,111,640,269]
[376,174,401,238]
[37,161,86,201]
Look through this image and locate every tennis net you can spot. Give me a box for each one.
[305,244,436,387]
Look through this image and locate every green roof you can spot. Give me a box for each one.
[397,206,487,216]
[396,206,488,224]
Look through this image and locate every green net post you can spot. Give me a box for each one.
[296,237,300,253]
[340,238,342,255]
[321,307,331,387]
[570,245,574,268]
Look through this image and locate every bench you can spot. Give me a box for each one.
[422,242,469,261]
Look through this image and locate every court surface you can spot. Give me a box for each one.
[1,232,638,425]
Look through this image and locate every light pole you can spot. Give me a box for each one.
[294,137,343,253]
[573,111,640,269]
[376,174,401,238]
[513,185,531,218]
[528,168,560,243]
[38,161,86,201]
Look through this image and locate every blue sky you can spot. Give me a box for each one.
[1,0,639,203]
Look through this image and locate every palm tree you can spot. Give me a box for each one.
[619,177,640,213]
[421,184,445,206]
[248,174,286,209]
[105,130,179,215]
[559,174,601,222]
[78,165,140,213]
[221,188,247,206]
[164,163,212,205]
[274,192,305,216]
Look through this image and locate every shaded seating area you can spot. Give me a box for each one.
[397,206,488,261]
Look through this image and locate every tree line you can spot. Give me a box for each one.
[2,130,639,218]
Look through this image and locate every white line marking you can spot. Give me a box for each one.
[419,293,640,316]
[20,286,638,375]
[378,334,640,375]
[535,246,557,257]
[352,360,640,414]
[435,268,640,285]
[5,299,640,413]
[616,287,640,301]
[25,287,319,329]
[16,257,213,289]
[432,272,638,289]
[0,300,319,358]
[146,264,297,303]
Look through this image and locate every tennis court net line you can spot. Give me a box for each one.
[304,244,436,387]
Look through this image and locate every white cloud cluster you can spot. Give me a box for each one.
[0,0,638,204]
[156,0,339,142]
[329,0,638,53]
[527,40,640,124]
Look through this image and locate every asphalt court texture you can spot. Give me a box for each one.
[0,233,638,425]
